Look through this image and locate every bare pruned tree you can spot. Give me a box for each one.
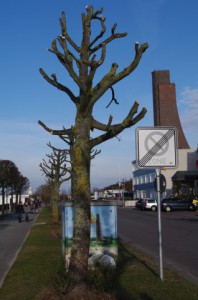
[38,5,148,288]
[40,142,71,222]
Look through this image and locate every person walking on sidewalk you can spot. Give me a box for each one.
[16,201,24,223]
[34,200,39,214]
[23,202,30,222]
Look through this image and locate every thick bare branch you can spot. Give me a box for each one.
[114,42,148,81]
[106,87,119,108]
[90,32,127,53]
[47,143,71,165]
[48,39,83,89]
[39,162,54,179]
[57,36,73,64]
[47,142,69,154]
[59,11,80,52]
[107,114,113,128]
[58,134,73,146]
[111,23,117,35]
[86,43,106,85]
[91,42,148,104]
[89,13,106,48]
[90,101,147,147]
[82,43,106,68]
[91,7,104,18]
[38,120,73,136]
[39,68,78,104]
[59,11,66,35]
[90,148,101,159]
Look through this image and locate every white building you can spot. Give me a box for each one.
[0,194,30,206]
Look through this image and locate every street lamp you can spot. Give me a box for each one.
[119,181,121,199]
[122,179,125,207]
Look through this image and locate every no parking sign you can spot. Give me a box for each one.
[136,126,178,168]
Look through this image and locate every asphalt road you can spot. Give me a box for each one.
[117,207,198,285]
[0,212,37,287]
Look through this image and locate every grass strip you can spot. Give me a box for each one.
[0,208,63,300]
[0,207,198,299]
[115,242,198,299]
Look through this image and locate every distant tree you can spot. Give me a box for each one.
[11,174,30,204]
[38,5,148,288]
[0,160,19,214]
[59,188,70,201]
[34,184,51,204]
[91,187,99,193]
[40,142,71,222]
[124,179,133,192]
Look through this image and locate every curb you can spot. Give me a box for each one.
[0,210,41,288]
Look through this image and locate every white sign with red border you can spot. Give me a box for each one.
[136,127,178,168]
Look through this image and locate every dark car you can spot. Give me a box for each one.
[161,197,196,212]
[135,199,144,209]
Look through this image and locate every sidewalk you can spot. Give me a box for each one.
[0,211,38,287]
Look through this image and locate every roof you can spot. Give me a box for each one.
[172,171,198,181]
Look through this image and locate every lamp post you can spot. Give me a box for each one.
[122,178,125,207]
[28,186,33,203]
[118,181,121,199]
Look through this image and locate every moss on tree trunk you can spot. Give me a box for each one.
[69,123,91,283]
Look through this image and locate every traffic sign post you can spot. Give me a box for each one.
[135,126,178,280]
[156,168,163,280]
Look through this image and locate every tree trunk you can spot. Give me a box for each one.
[1,187,5,215]
[69,130,91,285]
[16,194,19,205]
[50,182,60,223]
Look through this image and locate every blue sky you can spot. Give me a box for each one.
[1,0,198,192]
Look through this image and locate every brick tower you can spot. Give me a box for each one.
[152,70,189,149]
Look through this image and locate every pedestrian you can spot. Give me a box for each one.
[23,202,30,222]
[35,200,39,214]
[30,201,34,213]
[16,201,24,223]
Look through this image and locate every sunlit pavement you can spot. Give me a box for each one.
[0,211,38,287]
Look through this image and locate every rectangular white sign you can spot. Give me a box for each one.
[136,126,178,168]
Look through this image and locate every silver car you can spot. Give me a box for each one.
[141,199,157,211]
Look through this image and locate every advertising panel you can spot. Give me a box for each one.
[61,201,118,270]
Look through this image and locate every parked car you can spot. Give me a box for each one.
[161,197,196,212]
[135,199,144,209]
[141,199,158,211]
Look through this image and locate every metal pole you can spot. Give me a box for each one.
[156,168,164,280]
[122,179,125,207]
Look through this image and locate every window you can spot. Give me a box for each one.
[145,175,149,183]
[141,176,144,184]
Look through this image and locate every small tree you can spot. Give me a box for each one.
[0,160,19,214]
[40,142,71,222]
[39,6,148,287]
[11,173,30,204]
[34,184,51,204]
